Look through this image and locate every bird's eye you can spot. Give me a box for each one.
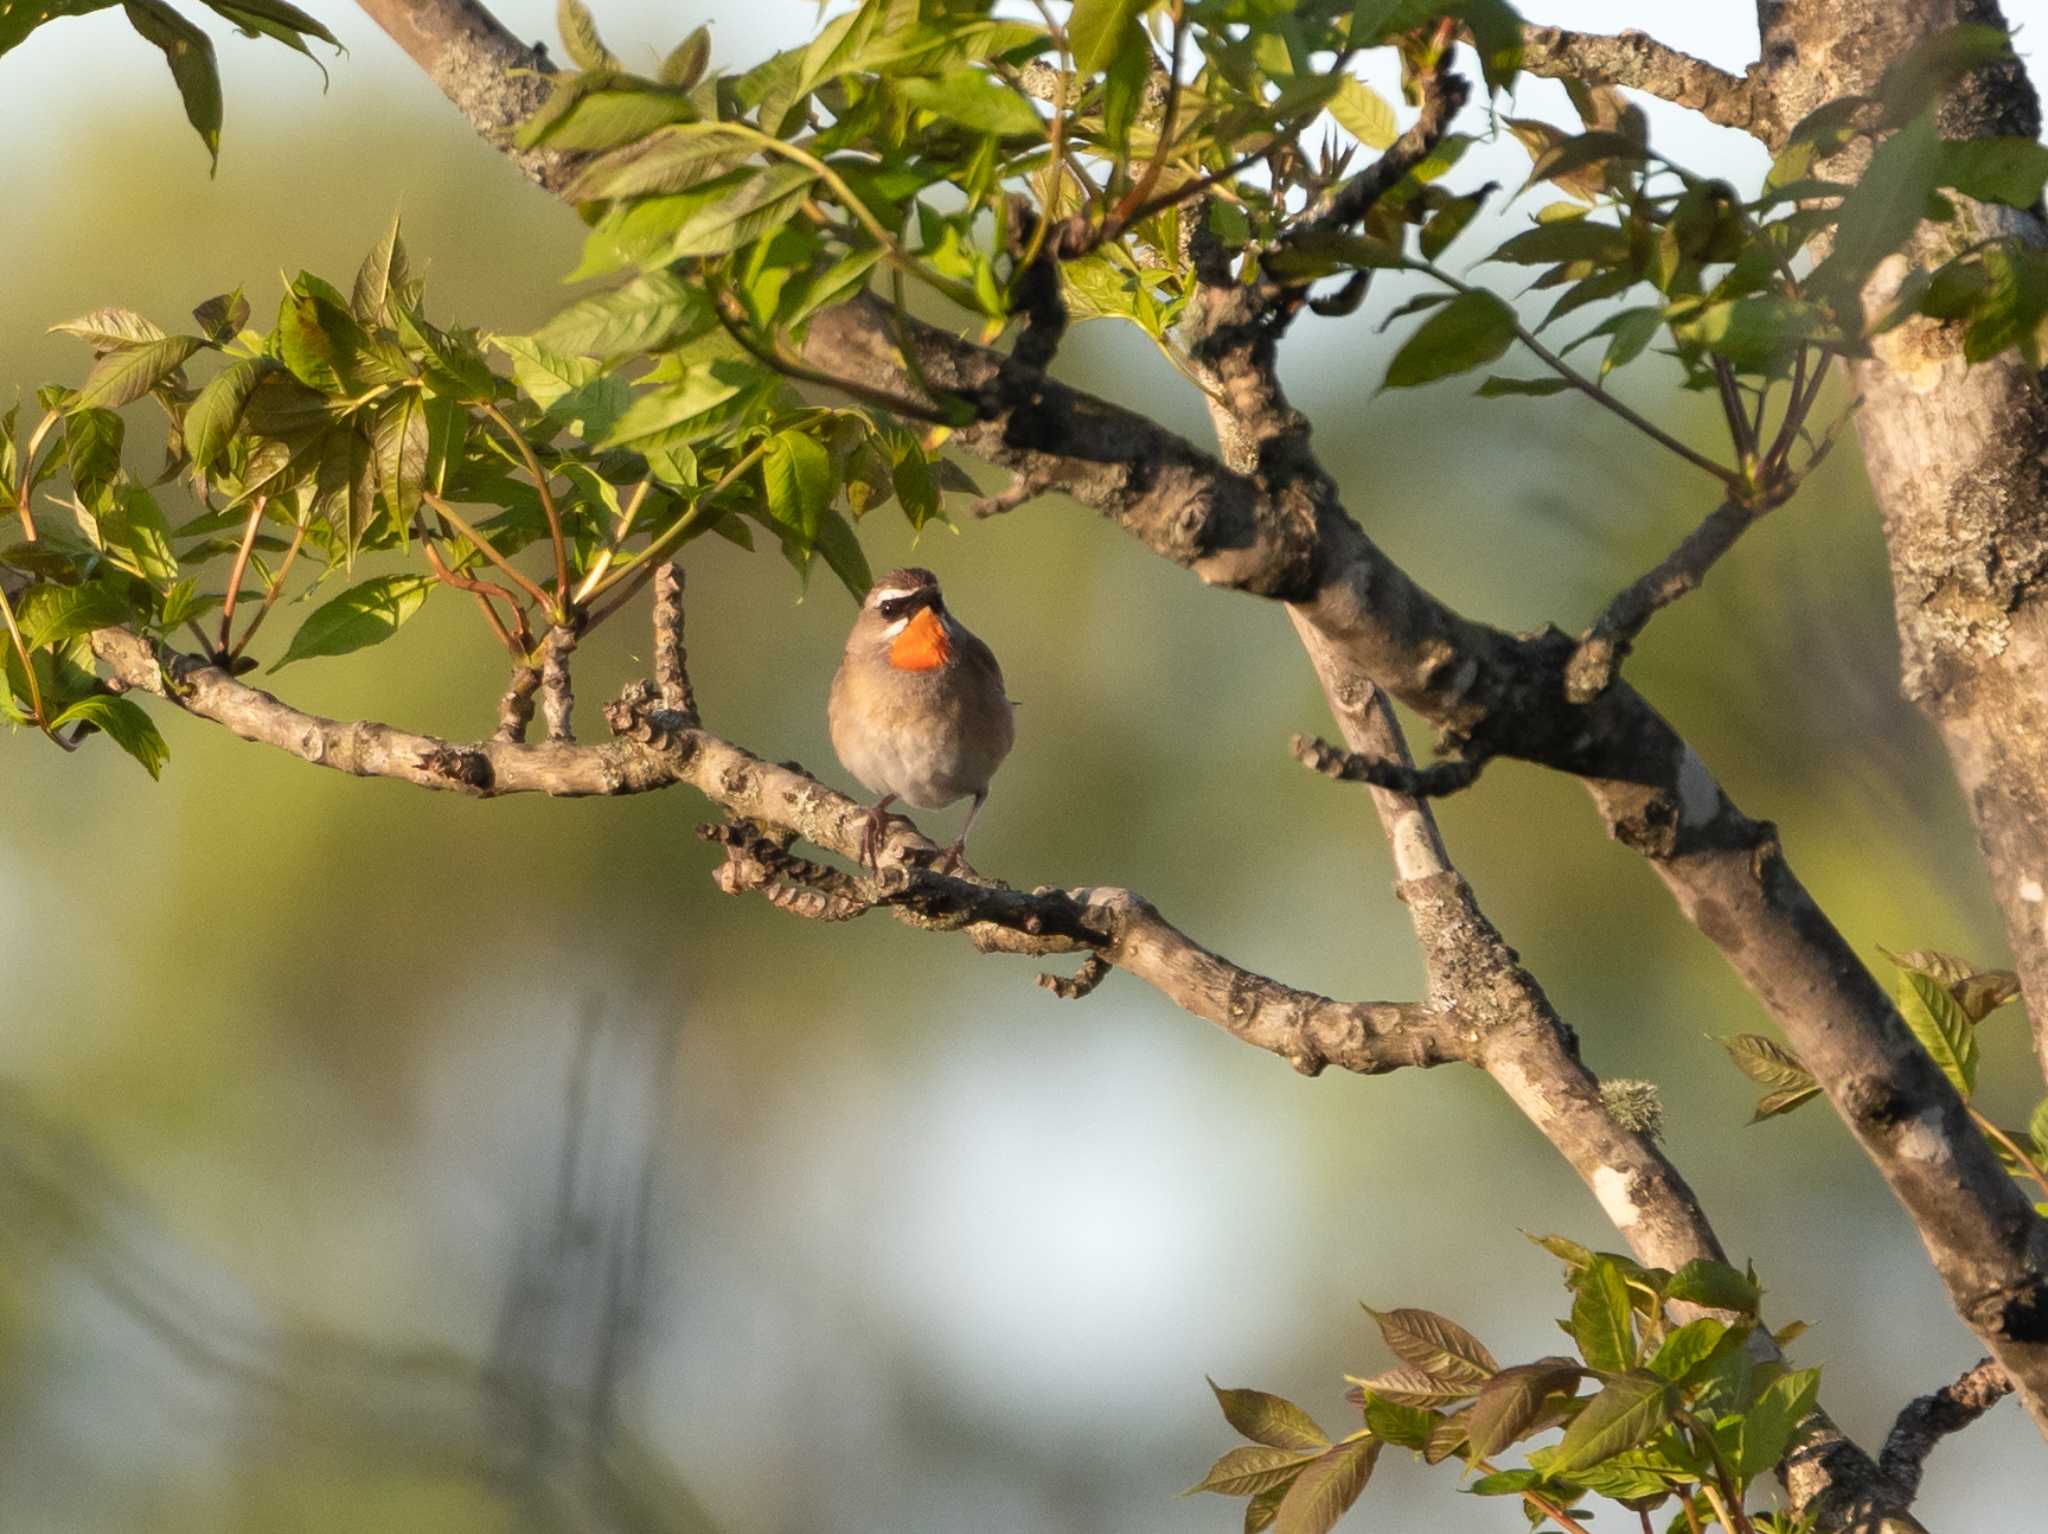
[879,597,909,620]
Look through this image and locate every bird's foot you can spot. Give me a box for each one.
[860,804,916,874]
[934,839,974,878]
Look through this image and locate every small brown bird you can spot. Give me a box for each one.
[829,567,1015,874]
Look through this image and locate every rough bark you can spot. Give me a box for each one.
[1520,23,1764,131]
[1749,0,2048,1091]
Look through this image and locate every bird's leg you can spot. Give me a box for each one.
[937,791,987,876]
[861,793,899,874]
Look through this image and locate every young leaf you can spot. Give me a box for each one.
[373,390,430,528]
[811,506,872,602]
[1716,1033,1814,1091]
[665,161,819,258]
[1329,76,1396,150]
[1382,291,1518,390]
[2030,1096,2048,1165]
[186,356,275,471]
[1736,1366,1821,1478]
[1466,1357,1585,1457]
[1068,0,1148,76]
[760,429,833,546]
[1570,1257,1636,1373]
[21,581,132,650]
[1272,1437,1379,1534]
[1360,1396,1437,1449]
[556,0,619,71]
[1343,1367,1477,1407]
[1362,1306,1498,1384]
[1210,1381,1330,1453]
[533,271,713,359]
[192,289,251,345]
[1664,1260,1760,1316]
[1646,1318,1731,1383]
[1476,375,1571,398]
[1894,967,1980,1098]
[121,0,224,169]
[1809,111,1942,311]
[269,573,435,671]
[1549,1371,1671,1476]
[1752,1083,1824,1122]
[1186,1445,1324,1497]
[353,212,412,327]
[50,694,169,778]
[51,307,167,352]
[898,68,1044,137]
[659,25,712,90]
[74,335,202,411]
[1937,137,2048,208]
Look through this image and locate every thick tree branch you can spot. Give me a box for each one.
[87,625,1469,1080]
[1520,23,1762,132]
[1878,1358,2013,1504]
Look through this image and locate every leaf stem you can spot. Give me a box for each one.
[1421,263,1740,488]
[1971,1107,2048,1204]
[569,475,655,606]
[478,400,570,617]
[1474,1458,1597,1534]
[583,440,768,608]
[216,495,267,656]
[228,508,309,661]
[15,408,59,541]
[0,574,46,729]
[420,489,557,613]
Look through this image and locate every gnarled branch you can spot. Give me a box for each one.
[1879,1358,2013,1504]
[1520,23,1762,132]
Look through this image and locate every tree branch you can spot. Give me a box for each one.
[86,624,1469,1080]
[1878,1358,2013,1504]
[1520,23,1762,132]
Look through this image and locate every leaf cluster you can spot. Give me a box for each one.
[1719,947,2048,1215]
[1195,1243,1818,1534]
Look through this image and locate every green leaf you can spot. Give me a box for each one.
[192,289,250,345]
[533,271,715,359]
[20,581,131,650]
[2030,1096,2048,1165]
[1489,219,1631,266]
[74,335,202,411]
[194,0,339,72]
[1752,1083,1824,1122]
[372,390,429,528]
[1330,76,1396,149]
[101,483,179,587]
[1068,0,1149,76]
[1936,137,2048,208]
[186,356,274,471]
[1360,1396,1437,1450]
[659,25,712,89]
[1810,111,1942,310]
[1468,1468,1542,1496]
[1476,375,1571,397]
[1186,1444,1324,1497]
[1895,967,1979,1098]
[521,79,699,152]
[1665,1260,1761,1316]
[1646,1318,1731,1383]
[50,694,168,778]
[1570,1257,1636,1373]
[1467,1357,1584,1458]
[898,67,1044,136]
[63,406,125,494]
[1596,306,1662,376]
[760,428,834,543]
[556,0,618,71]
[352,212,412,327]
[269,572,434,671]
[596,366,749,449]
[1272,1437,1379,1534]
[51,307,166,351]
[564,122,758,202]
[1737,1367,1821,1478]
[1550,1371,1671,1476]
[1715,1033,1814,1091]
[667,161,819,258]
[122,0,223,169]
[1210,1381,1331,1453]
[1362,1307,1498,1383]
[1383,290,1517,390]
[811,507,872,601]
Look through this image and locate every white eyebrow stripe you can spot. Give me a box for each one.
[867,586,920,608]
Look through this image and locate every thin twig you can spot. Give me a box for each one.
[1972,1109,2048,1205]
[1879,1357,2013,1502]
[1291,732,1486,797]
[568,476,653,606]
[478,400,570,614]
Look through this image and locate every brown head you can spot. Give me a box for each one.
[848,568,954,672]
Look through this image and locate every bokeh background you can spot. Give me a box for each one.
[5,1,2048,1528]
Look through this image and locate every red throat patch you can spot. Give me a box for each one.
[889,607,952,671]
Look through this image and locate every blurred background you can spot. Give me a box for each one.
[5,1,2048,1529]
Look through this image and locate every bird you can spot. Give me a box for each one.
[828,567,1015,875]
